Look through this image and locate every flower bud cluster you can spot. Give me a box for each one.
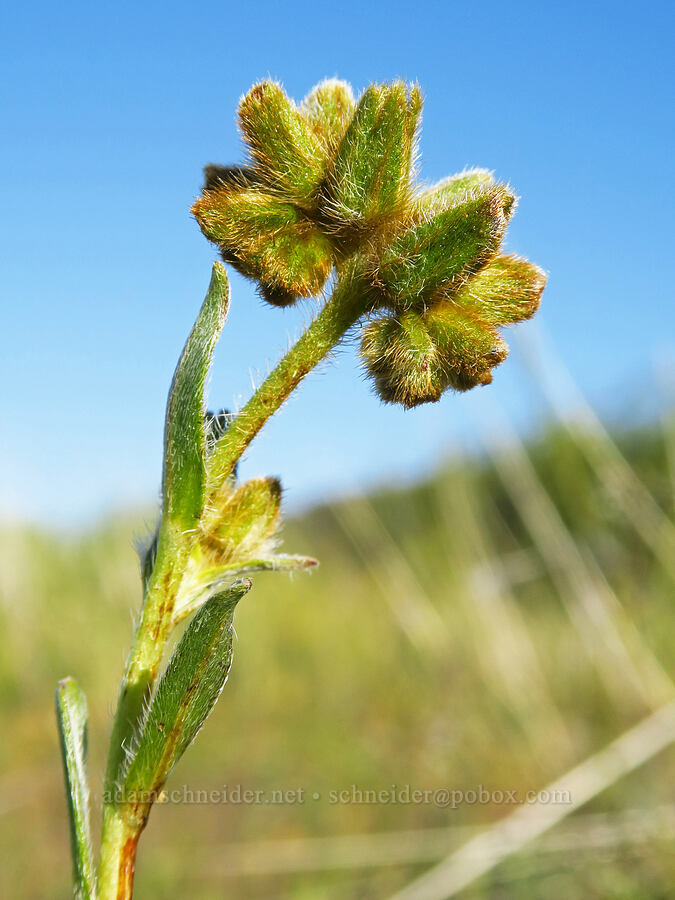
[193,80,545,407]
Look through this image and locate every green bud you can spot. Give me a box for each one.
[238,82,325,201]
[360,302,509,408]
[192,78,545,388]
[323,82,422,230]
[374,185,514,311]
[192,187,333,303]
[202,476,282,567]
[426,304,508,391]
[360,312,445,408]
[176,477,279,620]
[174,477,318,624]
[302,79,355,150]
[416,168,494,212]
[451,253,547,325]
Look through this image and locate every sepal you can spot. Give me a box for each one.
[323,82,422,229]
[450,253,546,325]
[426,304,508,391]
[373,185,513,311]
[192,188,332,303]
[172,554,317,627]
[416,168,494,212]
[302,79,355,150]
[238,81,325,200]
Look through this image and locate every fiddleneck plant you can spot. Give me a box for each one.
[56,78,545,899]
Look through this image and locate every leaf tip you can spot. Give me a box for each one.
[209,261,230,311]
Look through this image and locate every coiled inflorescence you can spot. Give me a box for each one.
[193,79,545,408]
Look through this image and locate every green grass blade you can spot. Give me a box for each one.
[55,677,95,900]
[163,262,230,531]
[122,580,251,817]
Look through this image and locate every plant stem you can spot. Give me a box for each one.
[98,527,191,898]
[103,529,190,782]
[205,269,369,492]
[98,806,140,900]
[98,268,369,897]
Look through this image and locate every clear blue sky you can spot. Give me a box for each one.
[1,0,673,526]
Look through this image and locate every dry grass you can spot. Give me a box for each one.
[1,411,673,898]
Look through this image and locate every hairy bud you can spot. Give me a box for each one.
[201,476,282,567]
[192,188,333,302]
[302,79,355,150]
[450,254,546,325]
[361,300,509,408]
[361,312,445,408]
[322,82,422,231]
[238,82,325,201]
[374,185,514,311]
[193,77,544,368]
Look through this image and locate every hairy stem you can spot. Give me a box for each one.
[206,269,369,491]
[98,268,369,896]
[98,526,191,898]
[98,806,140,900]
[103,529,190,787]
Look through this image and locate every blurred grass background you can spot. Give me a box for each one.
[1,410,675,898]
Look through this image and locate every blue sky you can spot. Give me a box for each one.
[1,0,673,526]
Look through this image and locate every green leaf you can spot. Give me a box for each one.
[55,678,95,900]
[172,554,318,626]
[121,581,251,821]
[163,262,230,531]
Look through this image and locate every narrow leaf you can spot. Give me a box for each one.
[223,554,318,576]
[172,555,318,626]
[163,262,230,530]
[122,581,251,816]
[55,678,95,900]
